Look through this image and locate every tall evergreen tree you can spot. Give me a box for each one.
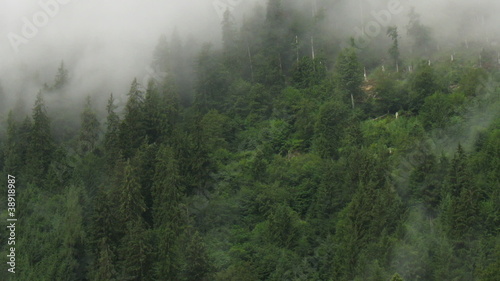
[334,48,363,108]
[78,96,100,155]
[314,99,350,159]
[183,230,212,281]
[152,145,184,279]
[53,61,69,90]
[119,79,146,159]
[387,26,400,71]
[25,91,54,185]
[118,160,146,224]
[104,94,121,167]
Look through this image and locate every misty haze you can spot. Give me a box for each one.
[0,0,499,280]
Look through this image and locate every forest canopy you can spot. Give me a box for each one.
[0,1,499,280]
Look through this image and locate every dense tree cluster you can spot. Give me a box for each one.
[0,1,499,280]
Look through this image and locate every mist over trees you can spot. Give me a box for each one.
[0,0,499,280]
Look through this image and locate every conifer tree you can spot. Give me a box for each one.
[390,273,405,281]
[314,99,350,159]
[78,96,100,155]
[334,48,363,108]
[183,230,212,281]
[152,145,184,279]
[119,160,146,224]
[387,26,400,71]
[104,94,121,167]
[25,91,54,185]
[119,79,146,159]
[3,111,28,176]
[53,61,69,90]
[93,237,117,281]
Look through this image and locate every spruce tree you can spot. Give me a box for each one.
[119,79,146,159]
[183,231,212,281]
[334,48,363,108]
[152,145,184,279]
[25,91,54,185]
[104,94,121,167]
[118,160,146,224]
[78,96,100,155]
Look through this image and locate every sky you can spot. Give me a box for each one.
[0,0,264,108]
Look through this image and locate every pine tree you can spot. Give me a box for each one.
[267,203,301,248]
[194,44,230,112]
[104,94,121,167]
[93,238,117,281]
[0,81,6,114]
[387,26,400,71]
[447,145,482,242]
[118,160,146,224]
[334,48,363,108]
[119,79,146,159]
[25,91,54,185]
[119,219,150,281]
[53,61,69,90]
[390,273,405,281]
[406,8,434,57]
[183,230,212,281]
[314,100,350,159]
[152,145,184,279]
[408,61,438,112]
[3,112,29,176]
[78,96,100,155]
[152,34,169,73]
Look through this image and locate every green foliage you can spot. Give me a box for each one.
[459,67,488,97]
[183,231,213,281]
[78,96,100,155]
[334,47,363,105]
[104,94,121,167]
[408,62,439,112]
[406,8,434,57]
[419,92,465,129]
[3,3,500,280]
[119,79,146,159]
[314,99,350,159]
[390,273,404,281]
[25,92,54,185]
[387,26,400,71]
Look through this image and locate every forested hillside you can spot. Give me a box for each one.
[0,1,499,280]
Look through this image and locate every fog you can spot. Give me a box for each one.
[1,0,499,112]
[0,0,264,111]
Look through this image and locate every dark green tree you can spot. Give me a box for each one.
[334,48,363,108]
[387,26,400,72]
[390,273,405,281]
[152,145,184,279]
[119,79,146,159]
[183,230,213,281]
[53,61,69,90]
[104,94,121,167]
[314,99,350,159]
[25,91,54,185]
[118,160,146,224]
[93,238,117,281]
[408,62,439,112]
[78,96,100,155]
[406,8,434,57]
